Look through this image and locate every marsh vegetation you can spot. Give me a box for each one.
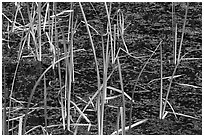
[2,2,202,135]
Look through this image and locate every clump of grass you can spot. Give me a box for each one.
[161,2,192,119]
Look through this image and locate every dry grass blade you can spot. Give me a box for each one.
[70,101,91,124]
[148,74,183,84]
[181,57,202,61]
[162,98,178,119]
[24,125,46,135]
[107,86,132,100]
[43,2,49,31]
[74,85,103,135]
[2,13,14,24]
[174,23,178,64]
[79,2,100,89]
[106,94,122,100]
[165,111,200,120]
[117,10,129,53]
[113,24,116,63]
[177,2,189,63]
[172,2,176,64]
[175,83,201,89]
[50,10,73,18]
[162,60,179,117]
[79,5,101,133]
[111,119,148,135]
[6,21,11,49]
[113,47,144,64]
[81,21,99,35]
[162,111,168,119]
[128,41,162,133]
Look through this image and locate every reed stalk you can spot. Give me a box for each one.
[159,43,163,119]
[18,116,23,135]
[174,23,177,64]
[79,2,101,134]
[177,2,189,63]
[43,75,48,133]
[60,24,68,130]
[120,107,125,135]
[79,2,101,89]
[117,57,125,134]
[116,107,120,135]
[66,2,74,131]
[172,2,176,64]
[53,5,64,130]
[3,65,8,135]
[37,2,42,61]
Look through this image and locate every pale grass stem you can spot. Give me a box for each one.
[172,2,176,64]
[177,2,189,63]
[116,107,120,135]
[79,2,102,134]
[60,24,69,130]
[159,42,163,119]
[112,119,148,135]
[120,107,125,135]
[43,75,48,133]
[65,2,74,131]
[79,2,100,89]
[174,23,177,64]
[43,3,49,31]
[37,2,42,61]
[117,57,126,134]
[3,65,8,135]
[18,116,23,135]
